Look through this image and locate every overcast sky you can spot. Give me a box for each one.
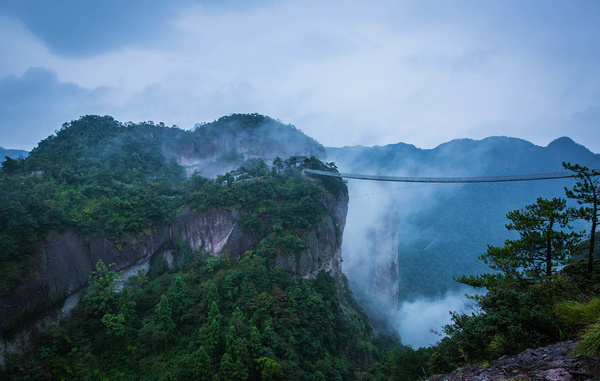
[1,0,599,153]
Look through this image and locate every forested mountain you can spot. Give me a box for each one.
[161,113,325,177]
[2,113,600,379]
[0,115,399,380]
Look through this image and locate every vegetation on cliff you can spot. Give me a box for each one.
[0,115,334,293]
[360,164,600,380]
[3,243,391,380]
[0,115,185,291]
[1,115,402,379]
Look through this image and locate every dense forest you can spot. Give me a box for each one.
[0,115,394,380]
[1,115,600,380]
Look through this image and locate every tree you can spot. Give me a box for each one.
[83,260,120,317]
[171,275,186,319]
[254,357,283,381]
[459,197,579,286]
[1,156,21,176]
[156,294,175,349]
[193,346,212,381]
[563,162,600,275]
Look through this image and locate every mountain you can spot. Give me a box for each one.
[3,113,599,376]
[0,147,28,159]
[1,115,391,380]
[157,113,325,177]
[327,136,600,336]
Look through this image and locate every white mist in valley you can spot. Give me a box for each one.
[397,289,479,348]
[327,138,597,348]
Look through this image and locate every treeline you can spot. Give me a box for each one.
[361,163,600,379]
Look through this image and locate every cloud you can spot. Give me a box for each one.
[0,0,599,154]
[0,0,189,57]
[0,0,282,57]
[0,67,114,149]
[397,289,478,348]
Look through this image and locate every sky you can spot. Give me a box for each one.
[1,0,599,153]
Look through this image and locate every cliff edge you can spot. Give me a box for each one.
[0,183,348,336]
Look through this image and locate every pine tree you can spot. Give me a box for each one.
[564,162,600,275]
[459,197,579,286]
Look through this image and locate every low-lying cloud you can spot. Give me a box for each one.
[398,289,479,348]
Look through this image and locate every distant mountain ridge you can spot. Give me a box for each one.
[328,136,596,177]
[0,147,28,159]
[326,135,600,335]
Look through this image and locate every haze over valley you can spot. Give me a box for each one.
[2,0,600,378]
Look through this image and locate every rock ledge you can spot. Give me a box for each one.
[429,341,598,381]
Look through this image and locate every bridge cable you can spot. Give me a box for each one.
[303,169,592,183]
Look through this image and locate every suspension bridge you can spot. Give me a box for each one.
[303,168,586,183]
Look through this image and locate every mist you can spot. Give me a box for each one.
[397,288,478,348]
[327,136,600,347]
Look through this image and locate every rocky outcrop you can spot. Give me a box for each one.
[172,207,255,258]
[172,192,348,280]
[371,211,400,331]
[0,227,169,333]
[275,192,348,280]
[428,341,599,381]
[0,190,348,335]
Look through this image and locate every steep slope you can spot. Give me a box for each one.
[157,113,326,177]
[0,120,388,379]
[0,116,349,368]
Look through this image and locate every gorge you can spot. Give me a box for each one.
[1,113,600,379]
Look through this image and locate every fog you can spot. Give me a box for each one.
[327,137,600,348]
[336,150,468,340]
[397,288,478,348]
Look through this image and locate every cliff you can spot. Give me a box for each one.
[0,188,348,335]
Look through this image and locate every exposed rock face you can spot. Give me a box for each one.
[428,341,599,381]
[0,190,348,335]
[275,192,348,280]
[173,192,348,280]
[0,228,169,333]
[172,207,255,258]
[371,211,400,331]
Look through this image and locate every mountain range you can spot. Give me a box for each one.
[3,114,599,339]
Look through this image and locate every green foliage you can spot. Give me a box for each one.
[0,116,186,290]
[438,283,559,368]
[555,297,600,336]
[358,346,433,380]
[458,197,579,287]
[575,321,600,356]
[563,162,600,275]
[3,252,388,380]
[83,260,120,317]
[255,356,283,380]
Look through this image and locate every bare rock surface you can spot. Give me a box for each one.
[429,341,599,381]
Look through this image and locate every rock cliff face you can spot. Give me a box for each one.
[0,228,170,333]
[0,190,348,335]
